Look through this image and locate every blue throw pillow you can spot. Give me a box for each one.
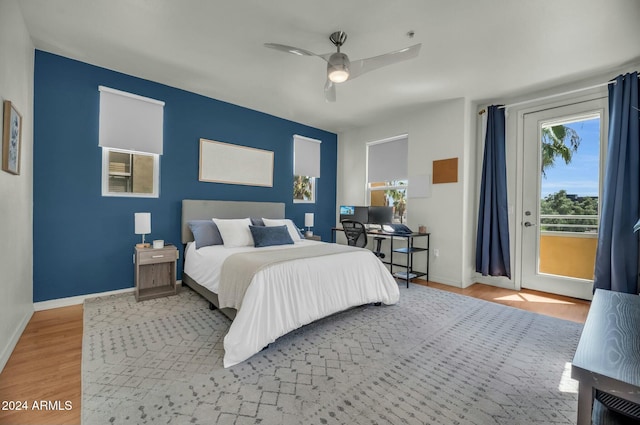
[249,225,294,248]
[188,220,224,249]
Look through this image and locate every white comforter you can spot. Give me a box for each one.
[184,240,400,367]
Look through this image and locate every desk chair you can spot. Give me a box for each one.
[372,235,386,259]
[341,220,367,248]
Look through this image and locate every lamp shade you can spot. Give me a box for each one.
[135,212,151,234]
[305,213,314,227]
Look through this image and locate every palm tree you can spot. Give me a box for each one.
[385,182,407,222]
[541,125,581,177]
[293,175,312,200]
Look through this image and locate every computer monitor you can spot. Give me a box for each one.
[353,206,369,224]
[340,205,354,215]
[367,206,393,225]
[339,205,369,224]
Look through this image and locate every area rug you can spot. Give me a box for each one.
[82,284,582,425]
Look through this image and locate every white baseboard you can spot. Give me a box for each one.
[33,280,184,311]
[427,275,463,288]
[34,287,135,311]
[0,308,32,373]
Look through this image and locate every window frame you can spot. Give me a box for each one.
[101,147,160,198]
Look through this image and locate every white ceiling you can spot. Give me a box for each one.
[18,0,640,133]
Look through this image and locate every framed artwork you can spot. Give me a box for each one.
[2,100,22,175]
[199,138,273,187]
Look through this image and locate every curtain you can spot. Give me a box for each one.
[594,72,640,294]
[476,105,511,278]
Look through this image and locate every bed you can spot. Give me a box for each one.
[181,199,400,367]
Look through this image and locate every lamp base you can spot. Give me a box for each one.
[136,243,151,248]
[305,230,313,237]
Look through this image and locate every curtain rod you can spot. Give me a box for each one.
[478,74,639,115]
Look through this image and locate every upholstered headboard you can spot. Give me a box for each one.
[181,199,285,244]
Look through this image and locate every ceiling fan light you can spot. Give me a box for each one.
[327,52,350,83]
[328,68,349,83]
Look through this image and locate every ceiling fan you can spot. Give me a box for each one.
[264,31,421,102]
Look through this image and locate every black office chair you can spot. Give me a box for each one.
[341,220,367,248]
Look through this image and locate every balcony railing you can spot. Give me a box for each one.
[538,214,598,280]
[540,214,598,234]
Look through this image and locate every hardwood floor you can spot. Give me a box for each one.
[0,283,589,425]
[0,305,82,425]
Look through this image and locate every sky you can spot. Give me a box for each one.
[540,117,601,198]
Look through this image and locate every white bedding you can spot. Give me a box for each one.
[184,240,400,367]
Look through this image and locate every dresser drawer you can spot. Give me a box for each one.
[137,249,177,265]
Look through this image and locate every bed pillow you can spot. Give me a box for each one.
[212,218,253,247]
[262,218,303,242]
[250,217,265,226]
[249,225,294,248]
[188,220,223,249]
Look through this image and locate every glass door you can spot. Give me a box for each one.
[520,98,607,300]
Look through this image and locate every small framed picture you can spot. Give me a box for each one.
[2,100,22,175]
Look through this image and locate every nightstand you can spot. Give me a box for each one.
[305,234,321,241]
[134,244,178,301]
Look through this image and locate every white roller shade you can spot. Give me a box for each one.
[99,86,165,155]
[367,136,408,183]
[293,135,321,177]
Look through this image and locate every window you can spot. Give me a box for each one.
[294,175,315,203]
[293,135,321,203]
[367,136,408,223]
[102,148,159,197]
[98,86,164,197]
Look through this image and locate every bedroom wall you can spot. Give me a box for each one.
[0,0,34,370]
[338,98,475,287]
[33,51,337,303]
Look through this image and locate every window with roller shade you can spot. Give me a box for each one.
[99,86,164,197]
[293,135,321,203]
[367,135,408,223]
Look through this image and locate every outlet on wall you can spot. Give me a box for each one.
[433,248,440,257]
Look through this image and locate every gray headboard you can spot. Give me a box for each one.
[181,199,285,244]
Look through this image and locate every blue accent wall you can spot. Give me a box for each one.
[33,51,337,302]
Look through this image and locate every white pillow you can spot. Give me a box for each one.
[262,218,303,242]
[212,218,253,247]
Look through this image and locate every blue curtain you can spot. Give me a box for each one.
[594,72,640,294]
[476,105,511,278]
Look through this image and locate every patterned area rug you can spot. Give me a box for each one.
[82,284,582,425]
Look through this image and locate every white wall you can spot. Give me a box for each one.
[0,0,34,371]
[338,98,476,287]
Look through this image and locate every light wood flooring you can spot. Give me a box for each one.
[0,282,590,425]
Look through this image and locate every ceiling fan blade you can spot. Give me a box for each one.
[264,43,323,59]
[348,43,422,80]
[324,79,336,102]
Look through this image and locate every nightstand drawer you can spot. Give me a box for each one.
[137,249,177,265]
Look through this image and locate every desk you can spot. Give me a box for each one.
[332,227,430,288]
[571,289,640,424]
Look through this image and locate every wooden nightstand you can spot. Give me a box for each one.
[305,234,321,241]
[134,244,178,301]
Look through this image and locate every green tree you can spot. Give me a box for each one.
[540,190,598,232]
[293,175,312,201]
[385,181,407,222]
[541,125,581,177]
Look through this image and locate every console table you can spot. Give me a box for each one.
[571,289,640,424]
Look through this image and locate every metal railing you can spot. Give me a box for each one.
[539,214,598,233]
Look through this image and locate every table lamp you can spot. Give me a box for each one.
[305,213,314,237]
[135,212,151,248]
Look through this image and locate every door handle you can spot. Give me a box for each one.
[523,221,536,227]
